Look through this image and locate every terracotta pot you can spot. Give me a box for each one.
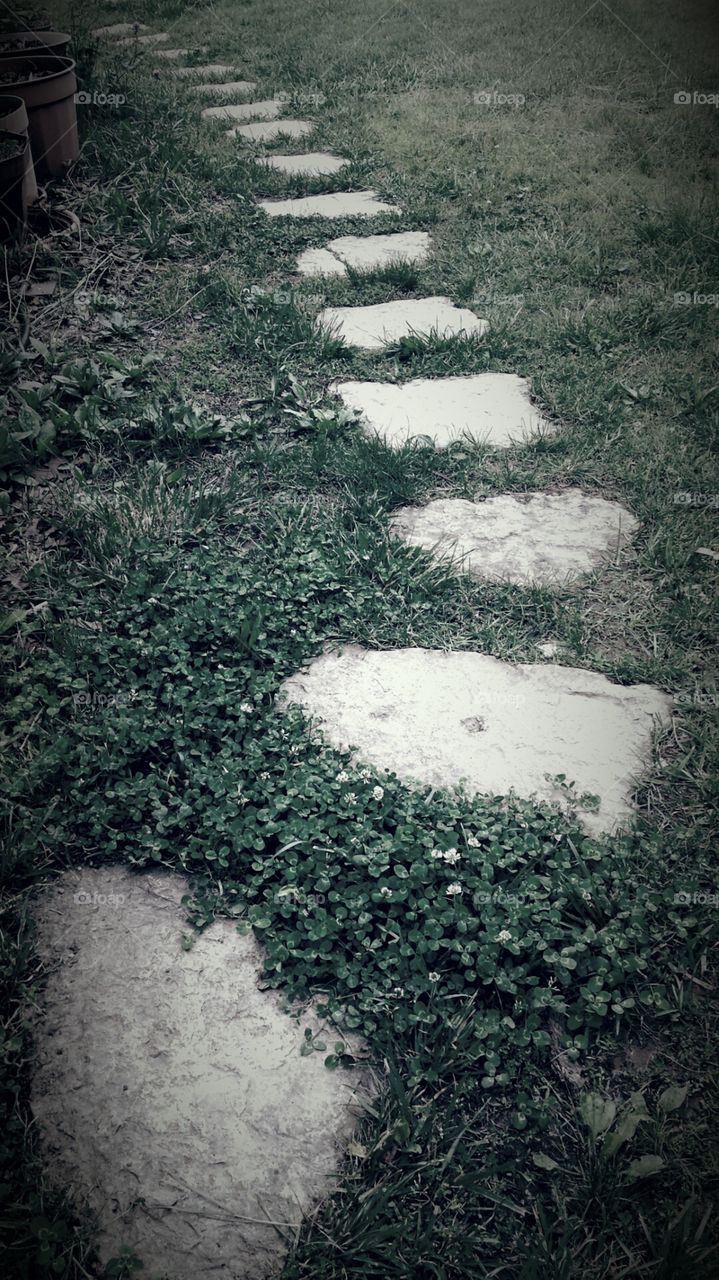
[0,55,78,177]
[0,94,38,204]
[0,129,29,234]
[0,31,72,58]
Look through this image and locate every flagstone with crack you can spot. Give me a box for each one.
[297,230,431,277]
[202,98,283,122]
[31,867,369,1280]
[118,31,170,46]
[261,152,349,175]
[230,119,315,142]
[390,491,639,584]
[332,373,551,447]
[156,48,206,60]
[279,646,672,837]
[258,190,401,219]
[318,296,487,350]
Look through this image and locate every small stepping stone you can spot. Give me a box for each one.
[171,63,237,78]
[92,22,147,37]
[332,373,550,448]
[230,119,314,142]
[297,230,431,276]
[202,98,282,122]
[318,296,487,351]
[118,32,170,46]
[189,80,257,97]
[390,491,639,584]
[32,869,369,1280]
[279,647,672,836]
[261,151,349,176]
[258,190,400,219]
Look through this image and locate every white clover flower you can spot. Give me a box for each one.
[372,785,384,801]
[336,770,350,783]
[496,929,512,943]
[581,889,592,901]
[359,768,372,781]
[467,835,481,848]
[259,771,270,780]
[443,848,461,865]
[345,791,357,804]
[379,886,392,898]
[446,883,463,897]
[430,848,444,860]
[428,971,441,982]
[240,702,253,713]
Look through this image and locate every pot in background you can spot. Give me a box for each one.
[0,129,29,234]
[0,55,78,177]
[0,94,38,205]
[0,31,72,58]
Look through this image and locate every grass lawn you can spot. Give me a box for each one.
[1,0,718,1275]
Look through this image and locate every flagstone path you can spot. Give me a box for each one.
[318,297,488,349]
[262,152,349,175]
[258,190,401,218]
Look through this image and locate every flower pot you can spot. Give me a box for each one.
[0,31,72,58]
[0,95,38,204]
[0,129,29,235]
[0,55,78,177]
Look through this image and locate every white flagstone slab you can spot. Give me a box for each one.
[32,868,369,1280]
[202,98,282,121]
[258,190,401,219]
[155,48,205,60]
[318,297,487,351]
[171,63,237,78]
[390,491,639,584]
[332,373,551,447]
[261,151,349,176]
[230,119,314,142]
[279,646,672,836]
[297,230,431,277]
[189,80,257,97]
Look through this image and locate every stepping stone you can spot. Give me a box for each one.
[171,63,237,78]
[261,151,349,176]
[297,230,431,277]
[32,867,368,1280]
[118,32,170,46]
[332,373,550,448]
[390,491,639,584]
[258,190,401,219]
[231,119,314,142]
[202,98,282,122]
[189,80,257,97]
[318,297,487,351]
[92,22,147,37]
[279,646,672,836]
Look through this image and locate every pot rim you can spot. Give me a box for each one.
[0,53,75,86]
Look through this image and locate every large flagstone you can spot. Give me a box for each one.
[31,868,368,1279]
[318,297,487,350]
[258,190,401,219]
[297,230,431,276]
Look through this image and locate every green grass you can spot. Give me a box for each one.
[1,0,718,1276]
